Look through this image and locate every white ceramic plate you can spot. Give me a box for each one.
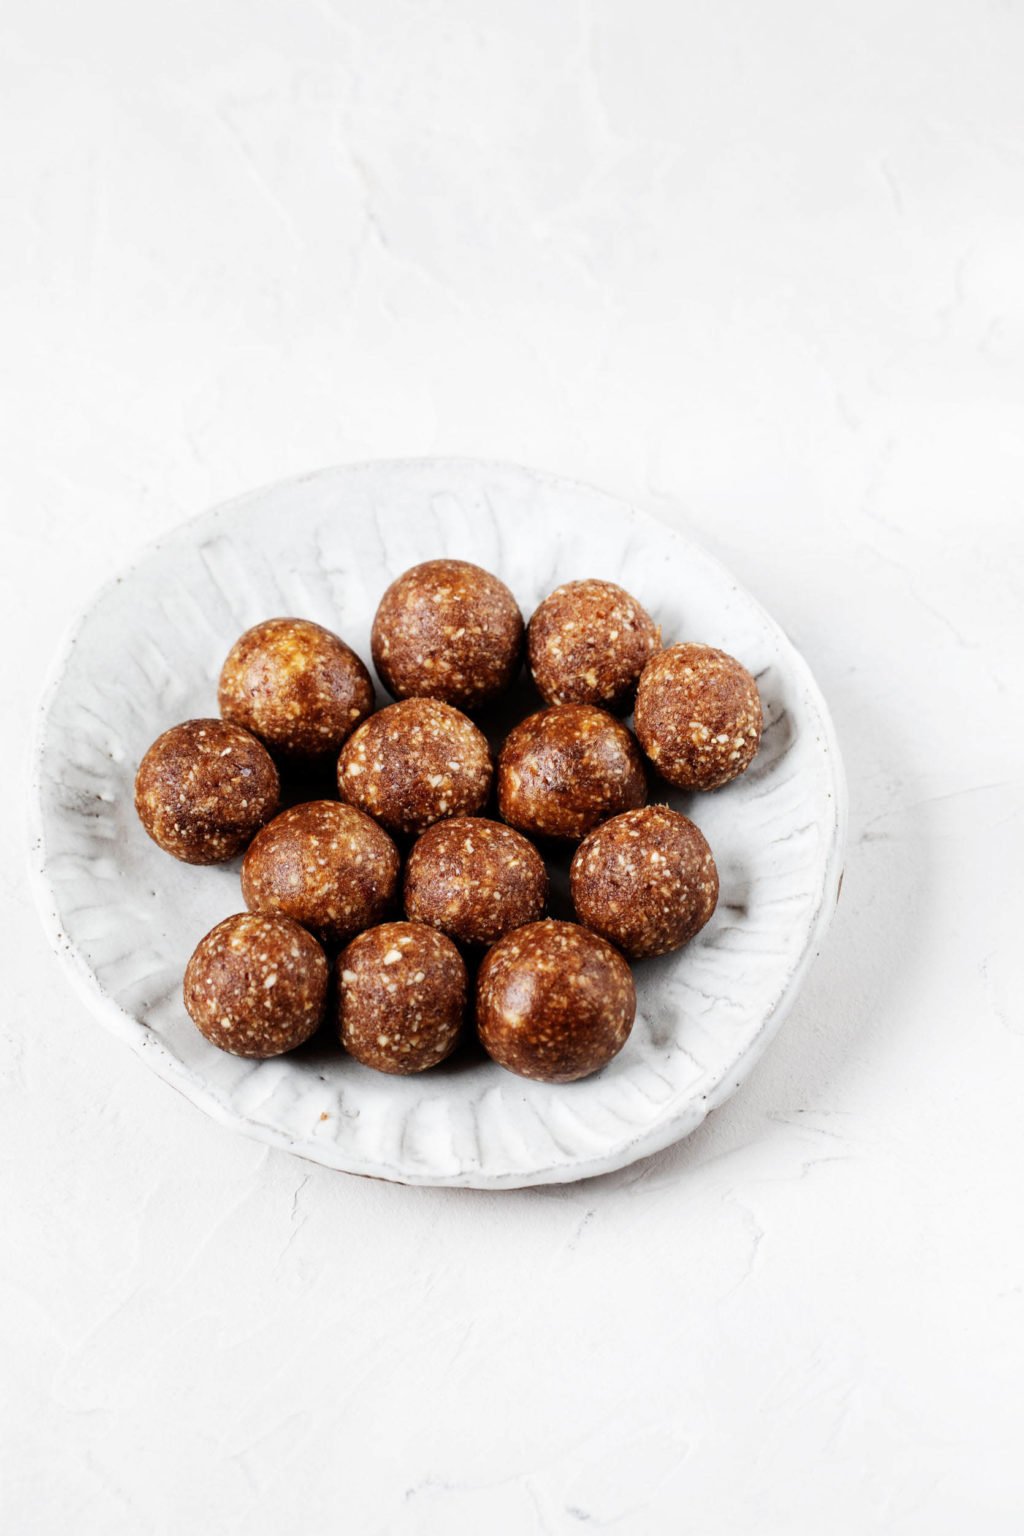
[30,460,846,1188]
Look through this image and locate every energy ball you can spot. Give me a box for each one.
[404,816,548,947]
[570,805,719,959]
[371,558,523,710]
[634,642,763,791]
[476,920,636,1083]
[241,800,400,947]
[218,617,375,759]
[135,718,279,865]
[337,921,467,1074]
[497,704,647,841]
[527,578,660,710]
[337,698,492,837]
[184,912,328,1058]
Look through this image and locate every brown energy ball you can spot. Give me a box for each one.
[476,920,636,1083]
[218,617,375,759]
[527,578,661,710]
[404,817,548,947]
[135,718,279,865]
[241,800,400,947]
[337,921,467,1074]
[570,805,719,959]
[497,704,647,841]
[371,559,523,710]
[184,912,328,1058]
[337,698,492,837]
[634,642,763,790]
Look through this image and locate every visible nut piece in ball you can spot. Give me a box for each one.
[497,704,647,841]
[338,921,467,1074]
[527,578,660,710]
[371,559,523,709]
[476,920,635,1083]
[184,912,328,1058]
[571,805,719,958]
[337,698,492,836]
[634,642,763,790]
[241,800,400,947]
[135,718,280,865]
[218,617,375,759]
[404,816,548,947]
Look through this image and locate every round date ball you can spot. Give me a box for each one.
[527,578,660,710]
[241,800,400,947]
[218,617,375,759]
[476,920,635,1083]
[135,718,279,865]
[497,704,646,841]
[404,816,548,947]
[634,642,763,791]
[184,912,328,1058]
[338,698,492,837]
[338,921,467,1074]
[571,805,719,959]
[371,558,523,710]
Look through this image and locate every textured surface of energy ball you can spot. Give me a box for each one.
[184,912,328,1058]
[218,617,375,759]
[135,718,279,864]
[476,920,636,1083]
[404,817,548,947]
[337,698,492,836]
[337,921,467,1074]
[570,805,719,958]
[371,559,524,709]
[497,704,647,841]
[241,800,400,947]
[634,642,763,790]
[527,578,660,710]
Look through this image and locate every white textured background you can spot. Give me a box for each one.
[2,2,1022,1532]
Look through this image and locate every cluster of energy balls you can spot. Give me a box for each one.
[134,562,763,1083]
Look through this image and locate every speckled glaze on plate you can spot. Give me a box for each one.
[29,460,846,1188]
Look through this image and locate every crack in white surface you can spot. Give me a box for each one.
[213,106,307,252]
[277,1173,312,1264]
[878,155,906,218]
[723,1193,766,1294]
